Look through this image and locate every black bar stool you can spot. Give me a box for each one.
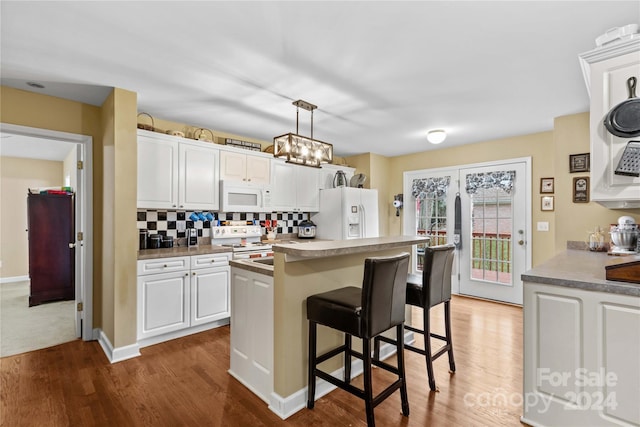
[375,243,456,392]
[306,253,410,427]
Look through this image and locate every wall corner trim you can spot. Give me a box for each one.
[97,329,140,363]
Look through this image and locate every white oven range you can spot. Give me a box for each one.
[211,222,273,260]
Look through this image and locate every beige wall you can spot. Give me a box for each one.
[100,88,138,348]
[346,112,640,267]
[552,113,640,252]
[0,157,63,278]
[1,86,140,349]
[112,89,138,348]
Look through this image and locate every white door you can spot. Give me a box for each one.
[458,160,530,305]
[74,144,83,337]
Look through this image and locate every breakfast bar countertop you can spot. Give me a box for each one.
[272,235,430,260]
[521,249,640,296]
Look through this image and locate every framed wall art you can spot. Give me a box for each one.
[569,153,590,173]
[540,177,554,194]
[541,196,554,211]
[573,176,589,203]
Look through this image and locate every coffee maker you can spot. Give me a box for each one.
[187,228,198,247]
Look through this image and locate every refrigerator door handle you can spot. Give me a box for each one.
[359,204,366,238]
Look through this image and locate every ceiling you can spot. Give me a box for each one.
[1,1,638,158]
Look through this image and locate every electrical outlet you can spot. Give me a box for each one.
[537,221,549,232]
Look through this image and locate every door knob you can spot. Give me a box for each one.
[68,243,76,248]
[518,240,525,246]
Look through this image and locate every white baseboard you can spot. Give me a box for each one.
[97,329,141,363]
[0,275,29,284]
[268,331,413,420]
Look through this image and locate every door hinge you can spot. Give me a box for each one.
[77,302,83,312]
[77,160,84,170]
[77,232,83,241]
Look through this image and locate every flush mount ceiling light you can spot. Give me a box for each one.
[26,81,45,89]
[427,129,447,144]
[273,100,333,168]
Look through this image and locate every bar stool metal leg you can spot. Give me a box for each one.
[396,324,410,416]
[444,301,456,372]
[344,333,352,383]
[307,320,317,409]
[424,306,436,391]
[362,338,375,427]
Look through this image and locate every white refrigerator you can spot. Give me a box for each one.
[312,187,379,240]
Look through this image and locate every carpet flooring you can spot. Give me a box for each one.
[0,281,77,357]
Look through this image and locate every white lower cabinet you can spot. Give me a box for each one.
[137,253,231,345]
[523,282,640,426]
[138,269,191,339]
[191,256,231,326]
[229,267,274,403]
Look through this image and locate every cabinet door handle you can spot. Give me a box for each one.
[192,272,196,276]
[163,264,168,268]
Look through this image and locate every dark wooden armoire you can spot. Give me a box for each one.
[27,193,75,306]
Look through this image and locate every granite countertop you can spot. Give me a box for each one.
[229,258,274,277]
[272,235,430,260]
[522,249,640,296]
[137,245,232,260]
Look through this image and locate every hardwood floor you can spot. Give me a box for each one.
[0,295,524,426]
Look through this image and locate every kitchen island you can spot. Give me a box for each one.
[228,235,428,419]
[521,250,640,427]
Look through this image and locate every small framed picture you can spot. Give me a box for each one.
[573,176,590,203]
[540,177,554,194]
[569,153,590,173]
[541,196,554,211]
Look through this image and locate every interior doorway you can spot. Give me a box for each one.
[0,123,93,351]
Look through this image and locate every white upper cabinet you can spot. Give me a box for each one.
[270,160,320,212]
[270,160,296,211]
[137,130,219,210]
[220,150,271,184]
[579,38,640,208]
[179,141,219,211]
[137,133,179,209]
[295,165,320,212]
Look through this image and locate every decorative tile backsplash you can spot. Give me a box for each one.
[137,210,307,239]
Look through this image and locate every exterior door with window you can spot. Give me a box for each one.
[458,161,529,305]
[404,170,457,276]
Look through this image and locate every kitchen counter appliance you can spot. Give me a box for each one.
[298,219,317,239]
[610,215,639,254]
[211,221,273,259]
[312,187,379,240]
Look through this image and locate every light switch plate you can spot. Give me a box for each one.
[537,221,549,231]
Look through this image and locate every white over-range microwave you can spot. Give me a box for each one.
[220,181,272,213]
